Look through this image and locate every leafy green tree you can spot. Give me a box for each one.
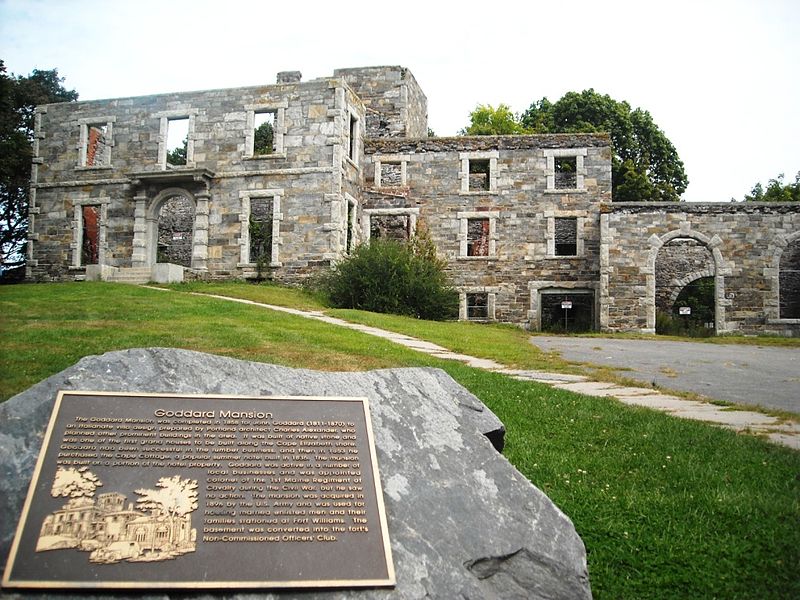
[520,89,688,202]
[743,172,800,202]
[253,120,274,155]
[462,104,530,135]
[1,61,78,276]
[166,136,187,166]
[613,159,655,202]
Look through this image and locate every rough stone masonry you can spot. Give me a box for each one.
[25,65,800,335]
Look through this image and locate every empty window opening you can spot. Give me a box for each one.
[249,198,274,265]
[468,159,490,191]
[554,217,578,256]
[166,117,189,167]
[780,239,800,319]
[466,293,489,320]
[349,114,358,161]
[81,205,100,265]
[85,124,109,167]
[253,111,276,155]
[380,163,403,187]
[370,215,410,241]
[467,218,490,257]
[540,292,594,332]
[554,156,577,189]
[157,196,194,267]
[345,201,355,254]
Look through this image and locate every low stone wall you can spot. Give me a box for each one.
[601,202,800,335]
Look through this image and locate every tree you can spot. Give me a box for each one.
[253,120,274,155]
[742,172,800,202]
[136,475,198,544]
[135,475,199,518]
[0,61,78,277]
[166,136,187,166]
[50,466,102,499]
[461,104,530,135]
[518,90,687,202]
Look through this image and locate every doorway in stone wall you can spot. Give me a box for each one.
[156,195,194,267]
[540,291,595,333]
[655,238,716,336]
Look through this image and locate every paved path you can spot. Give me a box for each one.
[157,290,800,450]
[529,336,800,414]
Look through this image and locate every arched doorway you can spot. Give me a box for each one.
[655,238,715,335]
[648,228,727,334]
[156,195,194,267]
[146,188,196,268]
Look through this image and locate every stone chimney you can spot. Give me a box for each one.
[276,71,302,84]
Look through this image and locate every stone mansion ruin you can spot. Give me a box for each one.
[27,66,800,335]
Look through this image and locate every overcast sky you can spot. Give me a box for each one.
[2,0,798,202]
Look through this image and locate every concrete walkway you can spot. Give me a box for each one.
[179,291,800,450]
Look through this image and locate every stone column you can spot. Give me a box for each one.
[599,213,610,331]
[192,190,210,271]
[131,193,148,267]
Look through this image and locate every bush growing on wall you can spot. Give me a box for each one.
[318,231,458,320]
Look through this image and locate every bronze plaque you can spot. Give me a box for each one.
[3,391,395,589]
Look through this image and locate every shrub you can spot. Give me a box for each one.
[318,232,458,320]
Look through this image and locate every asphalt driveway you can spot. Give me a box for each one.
[529,336,800,414]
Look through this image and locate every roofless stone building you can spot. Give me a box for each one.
[26,66,800,335]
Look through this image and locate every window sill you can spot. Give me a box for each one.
[162,163,197,171]
[459,190,498,196]
[243,153,287,161]
[767,318,800,324]
[75,166,113,171]
[544,188,586,194]
[238,262,282,268]
[458,255,499,261]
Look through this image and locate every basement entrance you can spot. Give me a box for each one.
[540,291,595,333]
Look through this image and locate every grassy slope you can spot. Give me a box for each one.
[2,282,798,599]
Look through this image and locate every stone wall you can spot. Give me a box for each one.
[365,134,613,326]
[334,67,428,138]
[28,73,367,283]
[601,203,800,336]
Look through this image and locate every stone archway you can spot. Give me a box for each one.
[646,225,730,334]
[155,195,195,267]
[145,188,199,268]
[655,238,716,332]
[767,230,800,321]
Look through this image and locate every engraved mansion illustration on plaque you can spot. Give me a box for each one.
[36,467,198,564]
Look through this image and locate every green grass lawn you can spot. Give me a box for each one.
[2,282,799,599]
